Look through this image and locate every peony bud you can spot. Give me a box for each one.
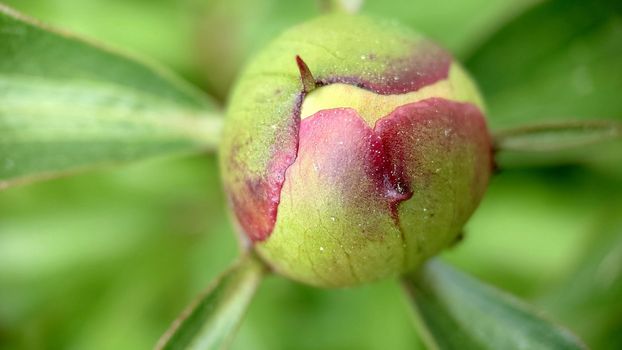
[220,14,492,287]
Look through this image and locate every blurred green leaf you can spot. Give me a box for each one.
[1,0,205,83]
[540,213,622,349]
[0,5,222,190]
[402,259,586,350]
[232,277,424,350]
[363,0,543,58]
[0,154,240,349]
[441,166,621,298]
[157,253,266,350]
[467,0,622,129]
[195,0,317,99]
[494,120,622,168]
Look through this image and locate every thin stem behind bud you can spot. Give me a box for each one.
[493,120,621,152]
[493,119,622,168]
[317,0,363,14]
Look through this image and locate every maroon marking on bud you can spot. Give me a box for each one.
[367,127,413,221]
[296,55,316,93]
[233,97,490,242]
[229,44,465,242]
[290,98,489,229]
[228,94,303,242]
[295,107,412,221]
[375,98,492,210]
[317,41,452,95]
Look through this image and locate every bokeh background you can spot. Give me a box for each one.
[1,0,621,349]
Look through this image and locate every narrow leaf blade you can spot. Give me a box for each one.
[0,5,222,189]
[156,253,266,350]
[402,259,586,350]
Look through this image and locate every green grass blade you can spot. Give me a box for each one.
[402,259,586,350]
[0,4,223,189]
[156,253,266,350]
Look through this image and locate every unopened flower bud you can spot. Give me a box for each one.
[221,14,492,287]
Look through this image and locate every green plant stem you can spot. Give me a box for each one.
[492,120,622,168]
[493,120,621,152]
[317,0,363,14]
[156,252,268,350]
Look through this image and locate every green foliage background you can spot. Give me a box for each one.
[0,0,621,349]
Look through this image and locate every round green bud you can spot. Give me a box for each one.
[220,14,492,287]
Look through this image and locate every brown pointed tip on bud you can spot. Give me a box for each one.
[220,14,493,287]
[296,55,316,93]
